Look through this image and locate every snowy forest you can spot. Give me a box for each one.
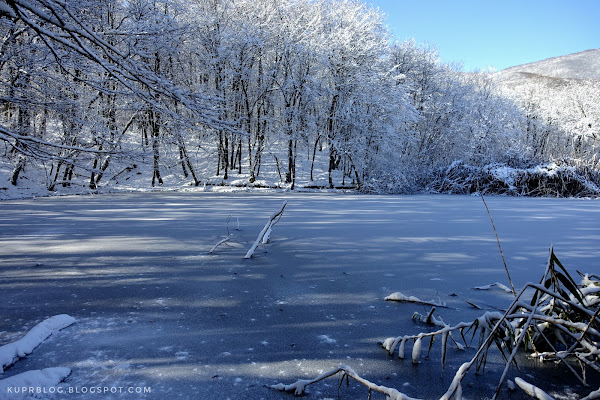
[1,0,599,197]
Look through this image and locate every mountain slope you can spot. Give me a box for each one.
[499,48,600,81]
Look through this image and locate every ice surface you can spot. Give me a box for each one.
[0,193,598,399]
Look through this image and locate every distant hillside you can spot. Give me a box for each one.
[498,48,600,82]
[494,49,600,169]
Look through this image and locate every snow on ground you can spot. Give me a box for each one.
[0,193,599,399]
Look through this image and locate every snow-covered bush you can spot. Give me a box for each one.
[428,160,600,197]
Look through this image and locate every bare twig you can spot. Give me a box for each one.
[270,364,421,400]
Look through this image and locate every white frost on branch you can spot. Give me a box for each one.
[244,201,286,259]
[0,314,76,373]
[411,336,422,365]
[440,362,470,400]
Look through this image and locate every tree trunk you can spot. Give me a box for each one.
[310,135,322,182]
[150,110,163,187]
[286,139,297,189]
[10,102,30,185]
[10,155,25,186]
[48,161,63,191]
[90,155,99,190]
[179,139,200,186]
[179,146,189,178]
[327,95,338,189]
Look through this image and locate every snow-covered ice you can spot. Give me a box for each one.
[0,193,598,399]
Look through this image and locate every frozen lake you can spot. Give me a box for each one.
[1,193,599,399]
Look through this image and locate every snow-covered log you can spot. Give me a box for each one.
[0,314,76,373]
[514,377,555,400]
[385,292,448,308]
[270,364,421,400]
[244,201,287,259]
[0,367,71,398]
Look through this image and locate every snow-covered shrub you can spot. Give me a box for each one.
[428,160,600,197]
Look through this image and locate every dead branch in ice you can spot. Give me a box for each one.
[385,292,449,308]
[208,237,232,254]
[208,215,242,254]
[474,282,514,293]
[270,364,421,400]
[381,248,600,400]
[244,201,287,259]
[272,249,598,400]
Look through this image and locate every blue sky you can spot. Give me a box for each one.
[366,0,600,71]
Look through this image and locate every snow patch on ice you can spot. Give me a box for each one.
[318,335,337,345]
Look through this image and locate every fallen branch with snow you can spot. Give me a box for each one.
[270,363,421,400]
[474,282,514,293]
[0,314,76,373]
[244,201,287,259]
[384,292,449,308]
[0,367,71,397]
[514,377,555,400]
